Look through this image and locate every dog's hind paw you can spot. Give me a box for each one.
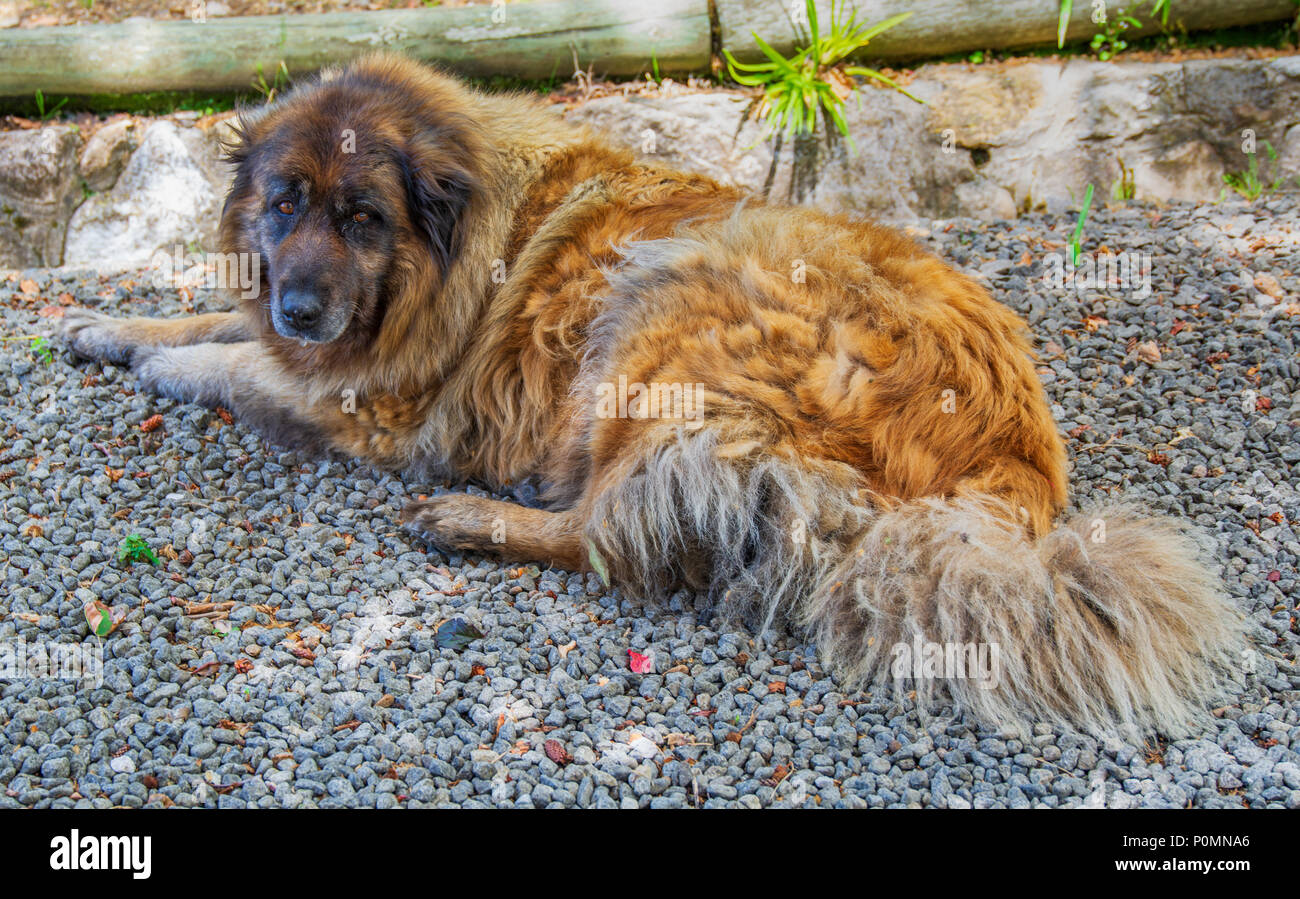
[58,308,139,365]
[399,494,497,554]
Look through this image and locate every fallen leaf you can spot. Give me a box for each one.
[544,739,570,765]
[434,617,484,650]
[1135,341,1161,364]
[1254,272,1283,298]
[83,600,123,637]
[628,649,654,674]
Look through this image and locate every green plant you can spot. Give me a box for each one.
[1223,140,1286,200]
[0,334,54,363]
[1057,0,1073,48]
[34,89,68,121]
[1068,183,1094,267]
[1091,8,1142,60]
[1061,1,1172,54]
[251,61,291,105]
[1111,158,1135,201]
[117,534,160,566]
[723,0,918,150]
[30,336,53,364]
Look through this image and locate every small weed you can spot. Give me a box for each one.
[34,90,69,121]
[1222,140,1286,200]
[1111,158,1135,201]
[117,534,160,566]
[1068,183,1095,267]
[252,61,291,105]
[1091,9,1142,61]
[0,335,55,364]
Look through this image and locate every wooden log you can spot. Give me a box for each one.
[718,0,1297,62]
[0,0,710,97]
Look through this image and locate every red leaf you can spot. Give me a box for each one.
[628,649,653,674]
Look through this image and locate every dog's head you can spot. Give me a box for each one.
[220,56,482,346]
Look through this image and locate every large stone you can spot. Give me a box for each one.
[564,56,1300,222]
[0,125,81,267]
[566,89,773,193]
[79,117,143,192]
[64,120,225,269]
[6,56,1300,269]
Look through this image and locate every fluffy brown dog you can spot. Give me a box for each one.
[61,54,1240,736]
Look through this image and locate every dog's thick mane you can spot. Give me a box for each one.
[221,54,596,403]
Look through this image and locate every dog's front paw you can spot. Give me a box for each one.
[131,345,196,404]
[59,308,138,365]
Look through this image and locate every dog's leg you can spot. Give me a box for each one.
[400,494,585,570]
[61,309,252,365]
[126,340,337,451]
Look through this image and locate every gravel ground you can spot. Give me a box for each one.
[1,199,1297,809]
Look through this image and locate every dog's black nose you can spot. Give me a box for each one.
[281,290,322,331]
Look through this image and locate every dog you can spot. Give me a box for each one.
[60,54,1240,736]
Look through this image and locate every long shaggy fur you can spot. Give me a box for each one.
[59,53,1244,737]
[807,500,1239,737]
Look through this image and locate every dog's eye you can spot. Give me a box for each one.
[277,200,295,216]
[352,211,370,224]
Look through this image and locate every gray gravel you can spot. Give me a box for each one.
[1,198,1297,809]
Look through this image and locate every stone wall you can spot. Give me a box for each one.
[3,56,1299,270]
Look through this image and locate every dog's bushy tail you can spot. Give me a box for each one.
[585,428,1241,737]
[802,497,1243,737]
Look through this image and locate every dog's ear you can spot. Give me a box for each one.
[400,142,475,275]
